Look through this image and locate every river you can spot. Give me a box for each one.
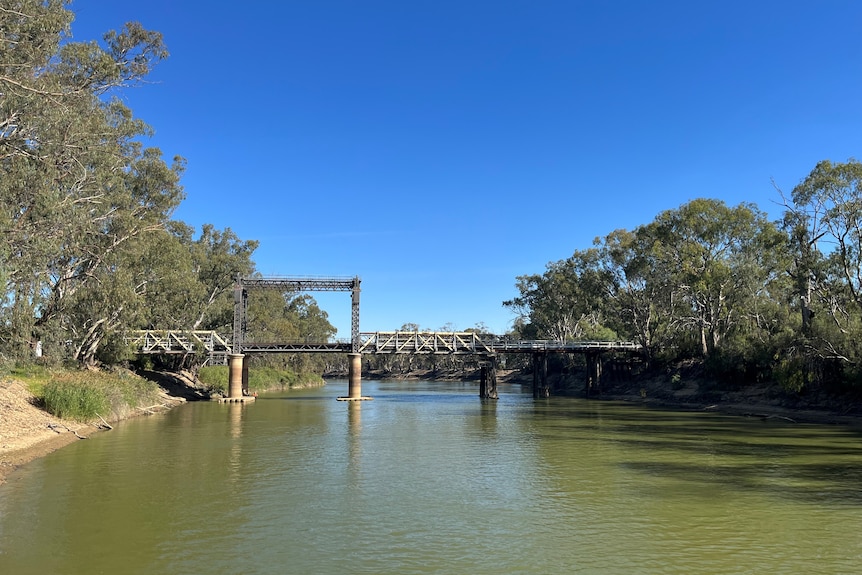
[1,379,861,574]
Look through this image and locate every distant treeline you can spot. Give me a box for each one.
[504,160,862,393]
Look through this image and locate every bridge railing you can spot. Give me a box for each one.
[126,330,232,354]
[126,330,642,356]
[357,331,495,355]
[490,339,643,352]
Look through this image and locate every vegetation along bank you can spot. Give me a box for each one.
[5,1,862,477]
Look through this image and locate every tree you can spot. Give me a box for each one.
[188,225,258,331]
[0,3,184,363]
[504,248,615,342]
[782,159,862,365]
[600,228,669,357]
[642,199,784,358]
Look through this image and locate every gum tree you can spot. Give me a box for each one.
[1,2,183,362]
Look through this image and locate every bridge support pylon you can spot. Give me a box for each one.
[228,354,245,399]
[585,352,603,396]
[338,353,372,401]
[533,352,549,398]
[479,356,499,399]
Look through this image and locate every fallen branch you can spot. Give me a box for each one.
[136,403,170,414]
[47,422,88,439]
[96,414,113,430]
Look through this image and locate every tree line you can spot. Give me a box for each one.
[6,2,860,395]
[0,1,334,369]
[505,160,862,393]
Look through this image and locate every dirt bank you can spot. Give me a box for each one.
[0,378,95,484]
[0,372,193,485]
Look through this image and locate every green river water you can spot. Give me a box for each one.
[1,379,862,574]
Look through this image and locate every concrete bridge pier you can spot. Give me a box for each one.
[228,353,245,399]
[242,358,249,396]
[532,352,549,398]
[479,356,498,399]
[338,353,372,401]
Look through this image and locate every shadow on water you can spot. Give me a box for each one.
[529,398,862,506]
[620,460,862,505]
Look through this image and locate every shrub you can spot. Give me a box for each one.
[42,379,109,421]
[39,369,160,421]
[198,365,228,395]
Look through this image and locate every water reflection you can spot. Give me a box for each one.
[3,382,862,575]
[348,401,362,478]
[227,403,244,486]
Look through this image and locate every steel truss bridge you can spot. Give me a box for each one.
[128,330,232,357]
[129,329,642,357]
[130,275,642,399]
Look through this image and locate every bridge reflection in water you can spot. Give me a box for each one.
[128,329,642,400]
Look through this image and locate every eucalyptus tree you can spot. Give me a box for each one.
[641,199,785,359]
[504,248,616,342]
[133,223,205,330]
[1,1,183,362]
[188,225,258,331]
[782,159,862,365]
[599,228,671,358]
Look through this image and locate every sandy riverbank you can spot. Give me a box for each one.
[0,373,192,485]
[0,378,97,484]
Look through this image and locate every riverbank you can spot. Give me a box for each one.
[344,365,862,426]
[0,377,92,483]
[6,365,862,485]
[0,371,194,485]
[0,368,327,485]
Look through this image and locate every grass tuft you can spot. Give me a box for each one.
[38,369,160,422]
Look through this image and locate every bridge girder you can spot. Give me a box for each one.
[129,330,643,356]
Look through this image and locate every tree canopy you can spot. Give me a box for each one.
[0,1,332,367]
[507,167,862,392]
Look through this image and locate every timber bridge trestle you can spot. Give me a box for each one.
[130,275,642,401]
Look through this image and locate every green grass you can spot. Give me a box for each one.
[197,365,229,394]
[198,365,323,395]
[9,363,53,395]
[34,368,160,422]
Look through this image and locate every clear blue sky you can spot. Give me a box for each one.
[70,0,861,338]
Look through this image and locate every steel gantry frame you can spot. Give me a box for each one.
[232,276,361,354]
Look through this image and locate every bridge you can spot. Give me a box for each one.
[130,329,640,356]
[129,329,642,401]
[131,275,643,401]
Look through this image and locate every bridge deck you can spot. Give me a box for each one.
[128,330,642,355]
